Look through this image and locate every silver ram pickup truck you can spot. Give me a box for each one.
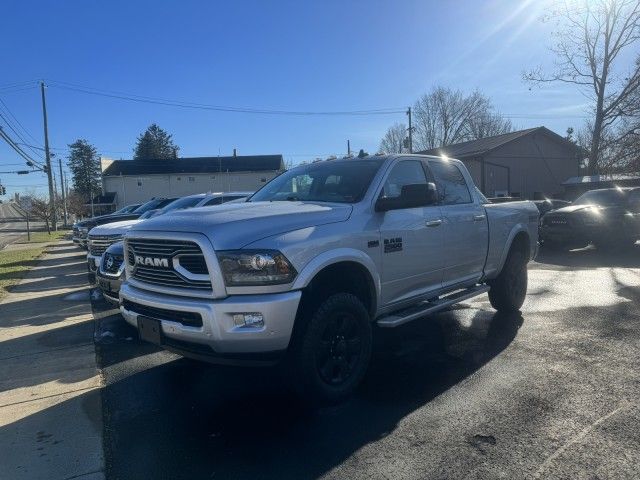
[120,154,538,403]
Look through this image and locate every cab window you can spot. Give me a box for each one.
[381,160,427,199]
[429,161,472,205]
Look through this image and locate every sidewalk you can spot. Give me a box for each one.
[0,240,104,480]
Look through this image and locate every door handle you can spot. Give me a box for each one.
[473,214,486,221]
[426,219,442,227]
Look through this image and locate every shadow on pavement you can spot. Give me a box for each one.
[96,306,523,480]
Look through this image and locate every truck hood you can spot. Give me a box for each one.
[80,213,141,229]
[551,204,598,214]
[89,219,142,236]
[130,201,353,249]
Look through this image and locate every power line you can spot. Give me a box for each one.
[0,127,44,169]
[0,111,45,160]
[0,96,43,146]
[47,80,406,116]
[0,80,38,91]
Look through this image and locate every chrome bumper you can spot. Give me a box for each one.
[87,254,100,272]
[119,283,301,354]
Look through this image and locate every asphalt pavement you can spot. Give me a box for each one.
[92,245,640,480]
[0,202,42,249]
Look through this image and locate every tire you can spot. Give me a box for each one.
[289,293,372,405]
[488,247,528,313]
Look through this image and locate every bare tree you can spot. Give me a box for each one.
[379,122,407,153]
[66,191,89,219]
[524,0,640,174]
[28,196,53,234]
[466,111,513,140]
[411,87,512,151]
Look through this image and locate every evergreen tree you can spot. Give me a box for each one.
[67,139,101,200]
[133,124,180,160]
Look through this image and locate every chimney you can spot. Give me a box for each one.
[233,148,237,157]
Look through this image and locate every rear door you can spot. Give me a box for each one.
[377,159,444,306]
[429,159,489,288]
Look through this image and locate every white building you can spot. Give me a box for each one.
[100,154,284,210]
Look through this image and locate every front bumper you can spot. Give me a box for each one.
[96,270,123,305]
[119,283,302,365]
[87,254,100,272]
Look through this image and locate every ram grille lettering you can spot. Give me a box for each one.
[134,255,169,268]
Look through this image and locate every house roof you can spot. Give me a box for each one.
[102,155,284,177]
[418,127,577,159]
[562,174,640,185]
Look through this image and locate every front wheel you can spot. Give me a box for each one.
[488,248,528,312]
[290,293,372,405]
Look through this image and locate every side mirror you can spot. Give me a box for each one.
[376,182,438,212]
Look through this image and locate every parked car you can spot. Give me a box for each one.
[533,199,571,216]
[96,241,126,305]
[72,203,140,246]
[93,192,252,303]
[118,154,538,404]
[74,198,176,249]
[540,187,640,250]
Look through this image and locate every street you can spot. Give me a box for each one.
[0,203,42,249]
[92,245,640,480]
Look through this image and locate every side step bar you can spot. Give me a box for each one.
[376,284,490,328]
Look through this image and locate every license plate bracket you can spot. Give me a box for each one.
[138,316,162,345]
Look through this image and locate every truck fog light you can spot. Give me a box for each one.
[232,313,264,328]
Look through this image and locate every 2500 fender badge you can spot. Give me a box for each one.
[384,237,403,253]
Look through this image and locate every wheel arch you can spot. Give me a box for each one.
[292,249,380,318]
[496,226,531,275]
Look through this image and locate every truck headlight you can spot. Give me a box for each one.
[217,250,297,286]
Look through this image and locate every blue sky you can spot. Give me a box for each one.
[0,0,598,197]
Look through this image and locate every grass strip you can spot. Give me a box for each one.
[0,231,67,299]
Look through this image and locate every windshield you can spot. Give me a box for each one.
[158,196,203,213]
[574,189,627,207]
[114,204,140,214]
[249,160,382,203]
[132,198,176,214]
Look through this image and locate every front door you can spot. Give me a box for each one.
[377,159,444,307]
[429,159,489,287]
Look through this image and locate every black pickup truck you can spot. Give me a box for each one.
[540,187,640,250]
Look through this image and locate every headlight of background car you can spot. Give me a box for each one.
[217,250,297,286]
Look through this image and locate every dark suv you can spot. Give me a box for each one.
[540,187,640,250]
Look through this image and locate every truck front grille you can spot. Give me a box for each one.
[101,253,124,275]
[89,234,123,256]
[127,238,212,291]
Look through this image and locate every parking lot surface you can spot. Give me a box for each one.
[93,245,640,479]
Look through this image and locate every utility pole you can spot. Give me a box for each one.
[347,139,351,156]
[406,107,413,153]
[40,81,57,230]
[59,158,68,226]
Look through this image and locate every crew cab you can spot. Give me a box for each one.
[540,187,640,250]
[119,155,538,403]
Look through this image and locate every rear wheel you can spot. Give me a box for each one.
[290,293,372,405]
[488,247,528,312]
